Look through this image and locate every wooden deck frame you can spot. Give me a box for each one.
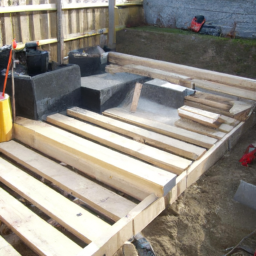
[74,117,253,256]
[0,112,254,256]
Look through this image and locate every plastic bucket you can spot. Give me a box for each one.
[0,93,13,142]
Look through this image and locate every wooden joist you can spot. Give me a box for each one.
[77,194,165,256]
[14,117,177,199]
[0,235,21,256]
[47,113,192,171]
[175,119,226,139]
[106,64,193,88]
[67,107,207,159]
[0,158,110,244]
[108,52,256,91]
[193,79,256,101]
[102,108,217,149]
[0,141,136,221]
[0,188,82,256]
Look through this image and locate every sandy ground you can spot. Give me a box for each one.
[142,124,256,256]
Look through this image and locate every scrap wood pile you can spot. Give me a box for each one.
[175,105,238,140]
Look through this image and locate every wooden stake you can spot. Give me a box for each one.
[130,83,143,113]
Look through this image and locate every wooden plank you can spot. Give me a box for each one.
[0,235,21,256]
[175,119,226,140]
[62,3,108,9]
[220,115,239,126]
[108,52,256,91]
[130,82,142,113]
[47,113,192,172]
[180,105,221,121]
[0,4,56,13]
[3,0,13,45]
[184,100,234,118]
[0,140,136,222]
[0,158,110,244]
[178,109,220,128]
[194,79,256,101]
[76,194,165,256]
[194,91,233,105]
[185,95,231,111]
[19,0,30,43]
[229,100,255,115]
[68,107,207,159]
[31,0,41,40]
[103,108,217,148]
[14,117,177,198]
[219,123,233,133]
[106,64,193,88]
[0,188,82,256]
[14,124,149,202]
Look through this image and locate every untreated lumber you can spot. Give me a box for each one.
[14,117,177,198]
[106,64,193,88]
[0,4,56,13]
[47,113,193,171]
[103,108,217,148]
[180,106,222,122]
[0,141,135,221]
[185,95,231,111]
[175,119,226,139]
[0,158,110,244]
[218,123,233,133]
[219,115,239,126]
[0,188,82,256]
[184,100,234,117]
[0,235,21,256]
[130,83,143,113]
[229,100,255,116]
[108,52,256,91]
[178,108,220,128]
[193,79,256,101]
[77,194,165,256]
[67,107,207,159]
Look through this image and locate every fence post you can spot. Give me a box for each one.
[108,0,116,50]
[57,0,64,64]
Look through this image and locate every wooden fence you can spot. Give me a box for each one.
[0,0,144,62]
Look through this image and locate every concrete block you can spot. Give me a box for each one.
[0,64,82,120]
[80,72,148,113]
[142,79,194,108]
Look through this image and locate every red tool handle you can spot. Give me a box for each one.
[2,48,12,97]
[2,39,16,97]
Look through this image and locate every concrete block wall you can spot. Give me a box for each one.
[143,0,256,38]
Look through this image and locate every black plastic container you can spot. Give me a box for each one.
[26,51,49,76]
[68,46,106,77]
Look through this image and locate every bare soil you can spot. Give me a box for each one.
[142,124,256,256]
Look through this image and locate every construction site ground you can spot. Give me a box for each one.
[142,123,256,256]
[1,27,256,256]
[117,27,256,256]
